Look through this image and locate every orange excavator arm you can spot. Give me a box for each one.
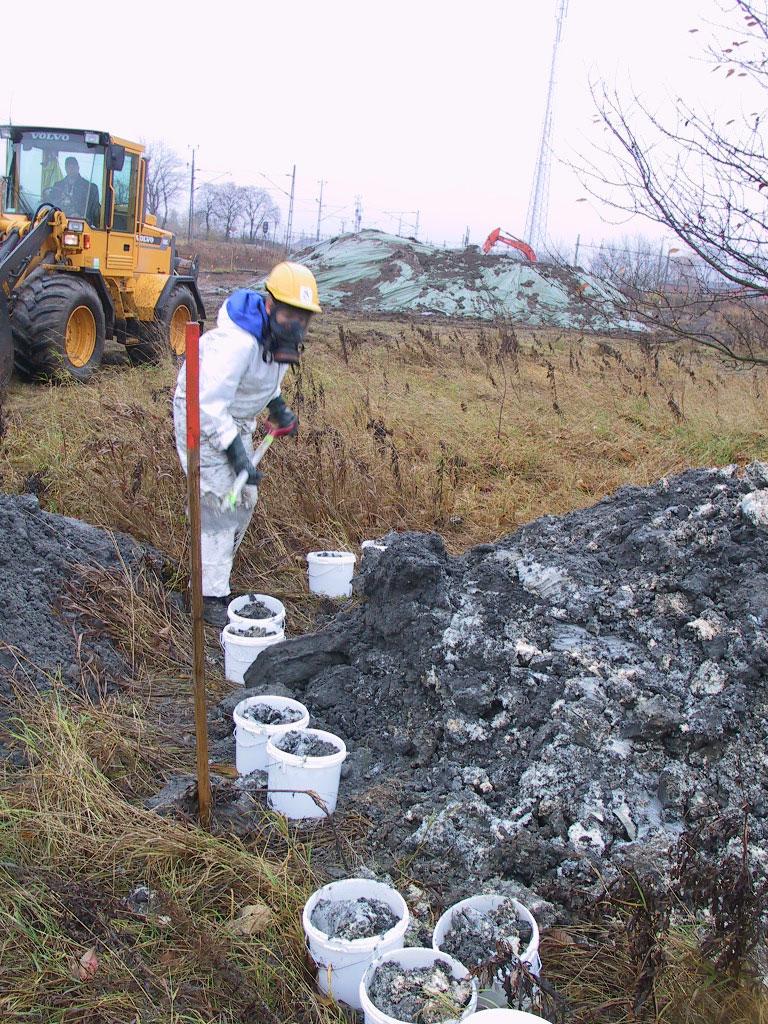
[482,227,537,262]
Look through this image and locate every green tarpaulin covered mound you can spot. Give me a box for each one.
[293,230,640,330]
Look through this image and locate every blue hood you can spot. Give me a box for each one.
[225,290,268,339]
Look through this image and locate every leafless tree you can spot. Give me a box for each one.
[195,183,219,239]
[214,182,245,241]
[575,1,768,364]
[144,140,184,229]
[241,186,280,242]
[586,235,672,292]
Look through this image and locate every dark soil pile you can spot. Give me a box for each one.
[242,465,768,900]
[311,896,400,940]
[366,960,473,1023]
[0,493,154,701]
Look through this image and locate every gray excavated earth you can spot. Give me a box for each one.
[238,465,768,905]
[0,493,151,710]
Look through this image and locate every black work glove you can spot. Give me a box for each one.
[267,395,299,436]
[225,435,263,486]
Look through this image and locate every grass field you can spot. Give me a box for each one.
[1,315,767,1021]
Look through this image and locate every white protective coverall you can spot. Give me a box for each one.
[173,295,288,597]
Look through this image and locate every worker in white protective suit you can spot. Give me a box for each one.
[173,262,322,625]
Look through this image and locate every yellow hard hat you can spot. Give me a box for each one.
[265,262,322,313]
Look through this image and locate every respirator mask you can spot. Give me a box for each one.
[263,302,310,364]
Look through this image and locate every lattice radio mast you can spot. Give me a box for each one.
[524,0,569,256]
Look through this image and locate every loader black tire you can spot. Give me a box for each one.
[127,286,197,366]
[0,324,13,390]
[13,271,105,383]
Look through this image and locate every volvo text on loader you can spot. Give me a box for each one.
[0,126,205,387]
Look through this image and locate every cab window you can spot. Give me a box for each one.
[111,153,137,232]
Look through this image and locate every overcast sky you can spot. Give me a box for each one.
[2,0,758,253]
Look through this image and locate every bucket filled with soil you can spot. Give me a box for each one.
[265,728,347,819]
[306,550,356,598]
[432,896,540,1007]
[303,878,410,1009]
[232,695,310,775]
[221,622,285,685]
[227,593,286,631]
[360,947,478,1024]
[463,1012,552,1023]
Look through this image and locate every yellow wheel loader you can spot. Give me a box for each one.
[0,126,205,386]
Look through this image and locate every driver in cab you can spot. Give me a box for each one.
[47,157,101,225]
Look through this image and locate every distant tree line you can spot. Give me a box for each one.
[142,141,281,242]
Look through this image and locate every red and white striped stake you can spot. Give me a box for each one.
[185,320,212,826]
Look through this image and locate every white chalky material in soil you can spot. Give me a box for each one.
[311,897,400,941]
[303,878,409,1010]
[238,703,303,725]
[274,730,340,757]
[367,960,473,1023]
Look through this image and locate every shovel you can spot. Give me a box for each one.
[224,422,296,511]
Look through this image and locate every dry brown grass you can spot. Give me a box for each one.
[540,922,768,1024]
[2,315,767,622]
[0,685,347,1023]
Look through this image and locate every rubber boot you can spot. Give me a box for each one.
[202,595,230,627]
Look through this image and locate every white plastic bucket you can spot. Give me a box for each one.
[433,895,541,1007]
[303,878,410,1010]
[463,1012,552,1023]
[359,947,478,1024]
[266,728,347,819]
[221,623,284,685]
[227,593,286,631]
[232,695,310,776]
[307,550,356,598]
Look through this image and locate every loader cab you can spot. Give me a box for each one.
[1,126,145,234]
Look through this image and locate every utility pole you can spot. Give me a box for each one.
[414,210,420,239]
[315,178,325,242]
[462,226,470,247]
[187,146,197,241]
[574,233,581,267]
[285,164,296,250]
[354,196,362,233]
